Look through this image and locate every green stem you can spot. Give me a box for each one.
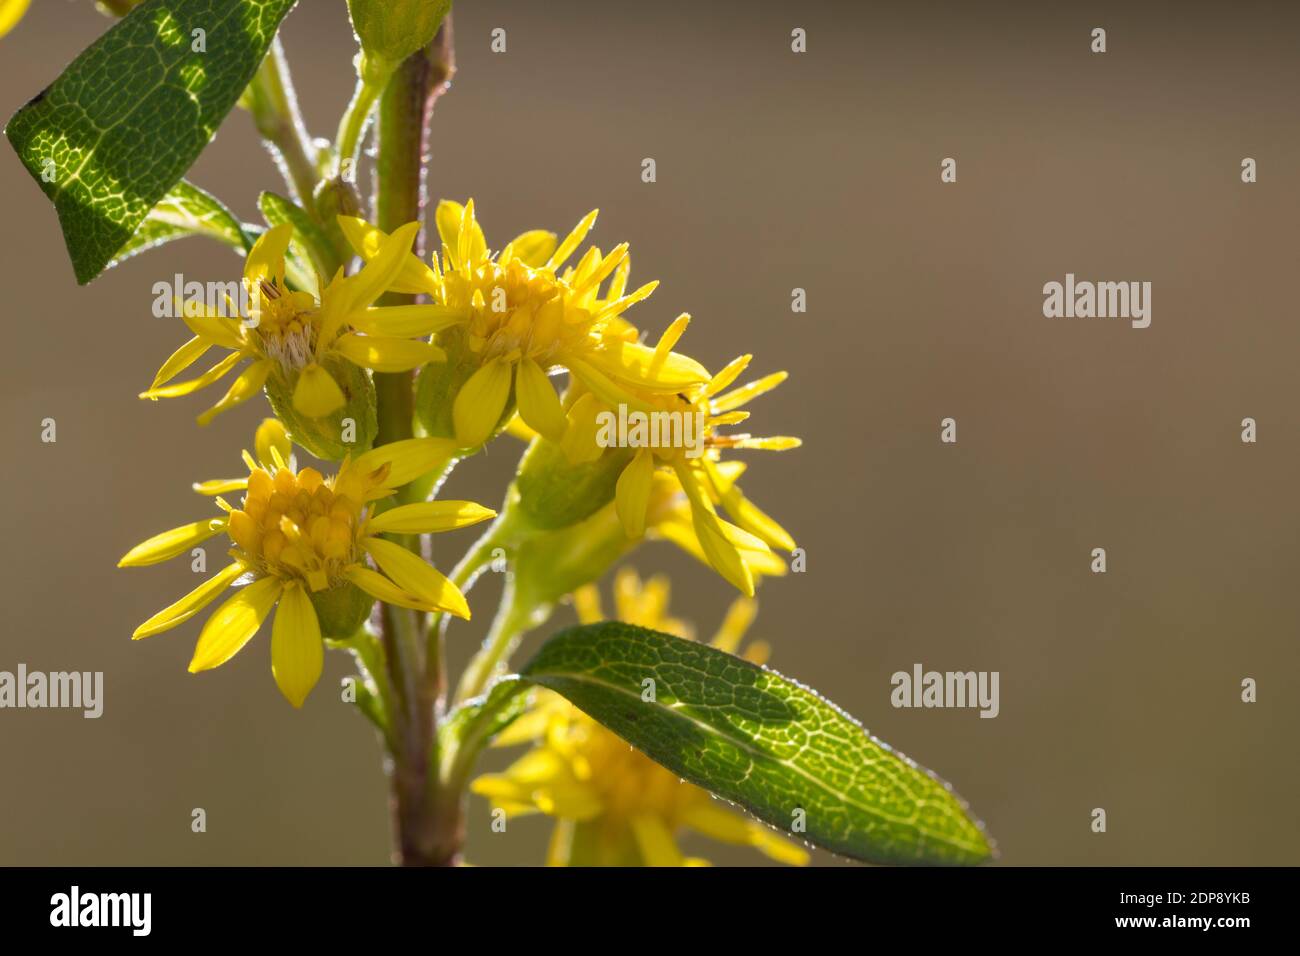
[371,22,456,867]
[453,575,541,706]
[245,39,320,211]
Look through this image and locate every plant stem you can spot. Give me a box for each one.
[371,20,456,867]
[454,575,539,706]
[246,39,321,211]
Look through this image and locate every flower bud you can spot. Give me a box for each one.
[346,0,451,70]
[265,353,377,461]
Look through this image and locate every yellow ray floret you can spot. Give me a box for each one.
[119,421,495,707]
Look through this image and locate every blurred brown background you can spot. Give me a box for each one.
[1,0,1298,866]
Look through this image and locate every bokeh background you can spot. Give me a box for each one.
[1,0,1298,866]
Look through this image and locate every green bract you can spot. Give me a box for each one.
[346,0,452,71]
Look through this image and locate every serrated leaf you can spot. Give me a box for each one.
[108,179,253,269]
[521,622,994,866]
[5,0,298,284]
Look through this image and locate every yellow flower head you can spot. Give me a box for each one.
[339,199,711,449]
[119,422,494,706]
[474,569,807,867]
[142,221,447,427]
[557,328,800,596]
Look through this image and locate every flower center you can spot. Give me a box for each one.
[249,279,319,371]
[445,260,585,366]
[225,464,367,592]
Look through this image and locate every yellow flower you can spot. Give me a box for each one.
[339,199,711,448]
[473,569,809,867]
[142,221,448,427]
[643,466,789,585]
[560,331,800,596]
[119,421,494,707]
[0,0,30,38]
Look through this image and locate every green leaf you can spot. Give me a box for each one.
[109,180,253,269]
[521,623,995,866]
[258,190,339,280]
[5,0,298,284]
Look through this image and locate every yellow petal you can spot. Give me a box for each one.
[365,500,496,535]
[583,340,709,392]
[434,200,466,259]
[706,354,753,397]
[132,563,244,640]
[349,304,467,338]
[559,392,607,464]
[674,463,753,596]
[139,350,242,399]
[615,448,654,538]
[270,583,324,707]
[178,303,244,350]
[546,209,598,270]
[196,359,274,426]
[188,576,282,673]
[513,357,568,442]
[361,537,470,619]
[333,332,445,372]
[192,478,249,495]
[352,437,457,489]
[710,371,788,414]
[734,436,801,451]
[629,814,686,867]
[244,223,294,286]
[680,801,810,866]
[255,418,292,468]
[452,358,513,448]
[0,0,32,38]
[572,584,603,626]
[709,597,757,654]
[151,336,210,389]
[337,221,423,313]
[503,414,538,443]
[651,313,691,373]
[706,463,795,551]
[507,229,557,267]
[336,215,438,295]
[593,280,658,322]
[342,564,444,614]
[292,363,347,418]
[118,519,224,567]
